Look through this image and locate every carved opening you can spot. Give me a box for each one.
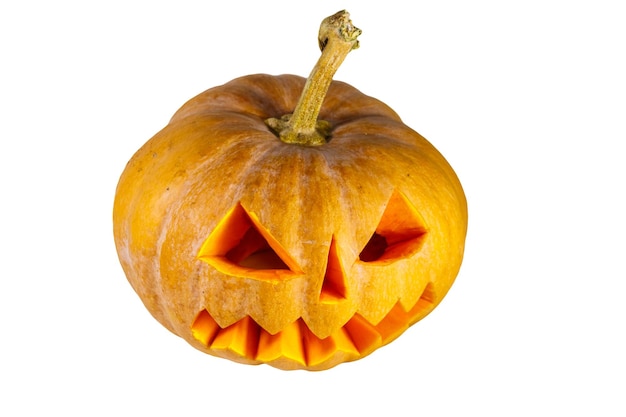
[320,236,348,303]
[197,203,301,280]
[359,190,428,264]
[225,227,289,270]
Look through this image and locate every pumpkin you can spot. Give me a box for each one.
[113,10,467,371]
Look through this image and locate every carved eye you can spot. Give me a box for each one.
[359,191,428,264]
[197,203,302,280]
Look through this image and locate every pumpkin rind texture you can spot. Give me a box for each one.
[113,74,468,370]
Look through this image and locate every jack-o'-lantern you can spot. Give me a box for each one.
[113,11,467,370]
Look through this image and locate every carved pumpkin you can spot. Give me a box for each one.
[113,11,467,370]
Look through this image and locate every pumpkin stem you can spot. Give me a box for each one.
[265,10,361,146]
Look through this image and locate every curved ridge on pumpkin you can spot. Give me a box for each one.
[191,282,435,370]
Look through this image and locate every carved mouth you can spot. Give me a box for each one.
[191,283,434,370]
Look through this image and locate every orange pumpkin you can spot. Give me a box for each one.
[113,11,467,370]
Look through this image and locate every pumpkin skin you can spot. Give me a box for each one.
[113,73,467,370]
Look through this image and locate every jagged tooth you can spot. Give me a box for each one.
[404,282,436,323]
[375,283,438,343]
[398,280,429,312]
[405,298,435,323]
[300,322,329,366]
[420,282,436,304]
[256,320,306,366]
[373,302,411,344]
[333,327,360,356]
[210,316,260,360]
[304,326,360,367]
[191,309,221,346]
[343,314,383,356]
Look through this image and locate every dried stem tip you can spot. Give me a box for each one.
[266,10,362,146]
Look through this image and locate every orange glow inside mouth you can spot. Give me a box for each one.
[191,283,434,369]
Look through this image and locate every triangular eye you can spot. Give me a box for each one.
[197,203,302,280]
[359,191,428,264]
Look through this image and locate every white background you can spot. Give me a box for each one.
[2,0,624,415]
